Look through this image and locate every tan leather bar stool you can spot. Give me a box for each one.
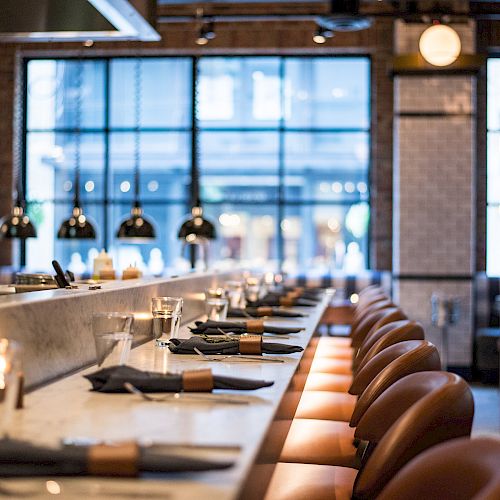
[278,371,460,468]
[304,298,396,361]
[298,308,407,375]
[276,340,441,422]
[292,320,425,393]
[264,372,474,500]
[378,436,500,500]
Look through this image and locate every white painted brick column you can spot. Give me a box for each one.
[393,20,476,372]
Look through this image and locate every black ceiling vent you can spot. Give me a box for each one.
[317,0,372,32]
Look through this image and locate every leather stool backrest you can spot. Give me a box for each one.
[349,340,441,426]
[352,373,474,499]
[349,339,433,396]
[351,307,407,349]
[353,320,425,372]
[355,371,453,443]
[353,297,393,324]
[377,436,500,500]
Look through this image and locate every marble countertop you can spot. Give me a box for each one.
[1,297,328,499]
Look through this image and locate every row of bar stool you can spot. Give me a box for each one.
[260,284,500,500]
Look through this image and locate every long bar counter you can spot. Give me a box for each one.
[0,273,329,499]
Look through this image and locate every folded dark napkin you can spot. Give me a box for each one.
[248,297,317,307]
[0,438,233,477]
[168,336,303,355]
[85,365,273,393]
[190,320,304,335]
[266,292,321,303]
[228,307,305,318]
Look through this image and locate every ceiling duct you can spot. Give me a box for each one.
[0,0,160,42]
[317,0,372,32]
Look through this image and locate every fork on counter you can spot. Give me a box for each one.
[193,347,285,363]
[124,382,249,405]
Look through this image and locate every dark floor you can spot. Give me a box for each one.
[471,384,500,435]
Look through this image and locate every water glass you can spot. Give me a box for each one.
[245,277,262,303]
[226,281,246,308]
[0,339,22,437]
[205,288,228,321]
[92,313,134,367]
[152,297,183,347]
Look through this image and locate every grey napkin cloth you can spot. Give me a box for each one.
[247,297,317,307]
[0,438,233,476]
[228,308,305,318]
[190,320,303,335]
[85,365,273,393]
[168,336,303,355]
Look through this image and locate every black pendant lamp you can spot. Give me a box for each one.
[0,64,37,239]
[57,59,96,240]
[116,58,156,241]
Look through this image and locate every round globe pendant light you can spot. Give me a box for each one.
[116,58,156,242]
[0,64,37,240]
[58,59,96,240]
[419,24,461,67]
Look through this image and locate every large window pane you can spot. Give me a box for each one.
[110,58,192,129]
[284,132,369,202]
[109,132,190,202]
[198,57,281,128]
[284,58,370,129]
[488,59,500,275]
[283,203,369,274]
[26,132,105,203]
[27,60,105,131]
[203,204,279,269]
[199,131,279,202]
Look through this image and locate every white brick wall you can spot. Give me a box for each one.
[393,21,476,368]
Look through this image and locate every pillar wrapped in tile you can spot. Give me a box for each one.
[392,20,476,375]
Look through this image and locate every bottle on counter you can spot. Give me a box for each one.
[122,264,142,280]
[99,265,116,281]
[93,249,113,280]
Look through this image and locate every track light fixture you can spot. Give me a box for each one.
[196,20,216,45]
[313,26,334,44]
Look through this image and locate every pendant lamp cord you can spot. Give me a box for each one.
[13,59,25,208]
[74,57,83,209]
[133,58,141,207]
[191,57,201,208]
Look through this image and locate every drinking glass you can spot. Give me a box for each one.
[0,339,22,437]
[92,313,134,367]
[226,281,246,308]
[245,277,262,303]
[151,297,183,347]
[205,288,229,321]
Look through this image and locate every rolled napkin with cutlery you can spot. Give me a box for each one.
[247,296,317,307]
[190,319,304,335]
[0,437,233,477]
[84,365,273,393]
[169,336,303,356]
[227,307,305,318]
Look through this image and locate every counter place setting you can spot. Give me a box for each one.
[0,272,329,499]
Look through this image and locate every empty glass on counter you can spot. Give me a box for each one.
[226,281,246,308]
[92,312,134,367]
[245,277,262,302]
[151,297,183,347]
[0,338,22,437]
[205,287,229,321]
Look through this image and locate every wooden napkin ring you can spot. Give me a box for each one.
[280,297,295,307]
[239,335,262,355]
[246,319,265,334]
[87,442,139,477]
[182,369,214,392]
[256,307,273,317]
